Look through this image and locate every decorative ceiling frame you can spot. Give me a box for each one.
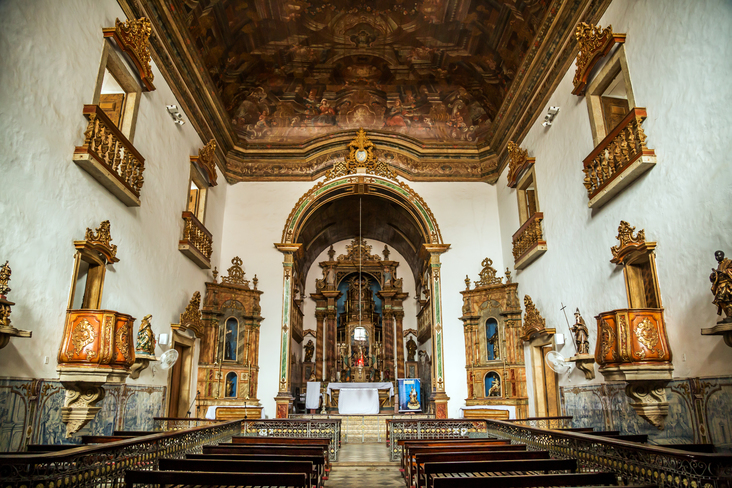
[117,0,612,184]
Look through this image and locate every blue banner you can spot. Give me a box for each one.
[398,378,422,412]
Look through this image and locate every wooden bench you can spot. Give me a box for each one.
[204,444,329,479]
[421,458,578,488]
[410,449,547,488]
[188,452,326,483]
[230,435,331,460]
[399,438,508,471]
[159,457,317,488]
[124,469,307,487]
[431,471,619,488]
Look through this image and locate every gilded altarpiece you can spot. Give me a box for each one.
[196,257,264,419]
[460,260,528,418]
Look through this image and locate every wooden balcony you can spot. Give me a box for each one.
[582,107,656,208]
[179,211,213,269]
[512,212,547,269]
[73,105,146,206]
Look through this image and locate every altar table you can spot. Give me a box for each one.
[326,382,394,415]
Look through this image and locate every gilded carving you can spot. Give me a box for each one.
[521,295,546,340]
[194,139,218,186]
[618,314,630,361]
[506,141,532,188]
[572,23,625,95]
[0,261,11,297]
[221,256,251,288]
[611,220,646,260]
[635,317,661,360]
[104,18,155,91]
[710,250,732,321]
[324,129,397,181]
[71,319,96,358]
[338,237,381,262]
[512,213,545,262]
[82,220,119,263]
[179,291,204,338]
[473,258,503,287]
[116,320,131,364]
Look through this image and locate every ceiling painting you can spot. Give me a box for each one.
[177,0,549,144]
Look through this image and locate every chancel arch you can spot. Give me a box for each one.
[273,136,451,417]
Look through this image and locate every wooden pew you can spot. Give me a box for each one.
[421,458,578,488]
[159,457,317,488]
[400,439,513,478]
[430,471,620,488]
[230,435,331,460]
[411,449,547,488]
[204,444,329,479]
[188,452,326,485]
[124,469,308,488]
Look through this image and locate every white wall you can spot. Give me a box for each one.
[496,0,732,400]
[0,0,226,394]
[222,180,503,417]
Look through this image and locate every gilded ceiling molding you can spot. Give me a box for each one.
[572,23,626,96]
[324,129,396,181]
[103,18,156,91]
[506,141,535,188]
[191,139,218,186]
[75,220,119,264]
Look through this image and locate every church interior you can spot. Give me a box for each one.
[1,0,731,485]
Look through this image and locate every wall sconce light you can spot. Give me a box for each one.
[542,106,560,127]
[166,105,185,126]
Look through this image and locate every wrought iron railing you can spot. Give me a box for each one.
[512,212,546,263]
[179,211,213,268]
[0,420,240,488]
[73,104,145,204]
[485,419,732,488]
[388,418,490,461]
[152,417,222,431]
[241,418,341,461]
[582,107,655,200]
[505,416,573,429]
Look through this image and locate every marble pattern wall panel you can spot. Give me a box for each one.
[561,375,732,450]
[0,378,166,451]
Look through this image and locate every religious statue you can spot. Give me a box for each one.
[488,375,501,397]
[570,309,590,354]
[369,366,376,381]
[308,370,316,382]
[135,314,156,357]
[406,336,417,361]
[407,387,420,410]
[487,331,500,360]
[345,365,351,382]
[304,339,315,362]
[711,250,732,322]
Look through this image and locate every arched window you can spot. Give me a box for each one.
[224,317,238,361]
[225,372,237,398]
[486,318,500,360]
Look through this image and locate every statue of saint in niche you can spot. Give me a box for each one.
[304,339,314,362]
[570,309,590,355]
[406,336,417,361]
[135,314,156,357]
[486,373,501,397]
[224,318,238,361]
[711,250,732,321]
[486,319,500,360]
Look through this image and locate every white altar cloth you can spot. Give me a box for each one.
[306,381,322,409]
[326,382,394,399]
[338,388,380,414]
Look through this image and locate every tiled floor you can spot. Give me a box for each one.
[328,442,403,487]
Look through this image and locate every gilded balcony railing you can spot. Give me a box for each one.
[512,212,546,269]
[179,211,213,269]
[582,107,656,207]
[73,105,145,206]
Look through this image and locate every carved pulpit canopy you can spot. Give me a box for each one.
[103,18,155,91]
[177,291,204,338]
[610,221,655,265]
[325,129,397,181]
[74,220,119,264]
[506,141,535,188]
[339,237,382,263]
[521,295,553,341]
[572,23,626,96]
[192,139,218,186]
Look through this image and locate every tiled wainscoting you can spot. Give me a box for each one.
[0,377,166,451]
[561,375,732,449]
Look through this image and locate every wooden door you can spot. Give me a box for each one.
[168,343,185,417]
[541,345,560,416]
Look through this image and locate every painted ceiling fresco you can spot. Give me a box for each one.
[178,0,550,145]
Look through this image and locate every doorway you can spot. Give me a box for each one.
[529,338,559,417]
[167,330,195,417]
